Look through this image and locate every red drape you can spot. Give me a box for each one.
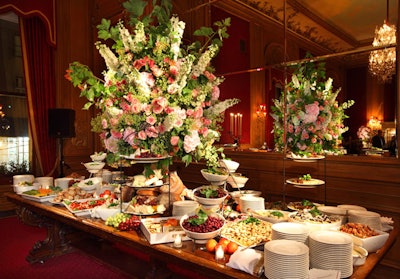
[20,16,57,176]
[0,0,56,46]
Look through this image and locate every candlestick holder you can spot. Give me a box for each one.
[229,132,241,150]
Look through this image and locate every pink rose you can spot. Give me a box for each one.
[204,71,216,81]
[169,65,178,76]
[301,130,309,140]
[165,106,175,114]
[211,86,220,100]
[101,119,108,129]
[202,118,211,126]
[152,97,167,114]
[199,127,208,136]
[303,103,319,123]
[174,118,183,127]
[186,109,194,116]
[170,136,179,146]
[193,107,203,119]
[111,130,122,139]
[146,115,157,125]
[145,126,158,138]
[138,130,147,140]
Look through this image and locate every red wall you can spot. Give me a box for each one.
[212,7,250,145]
[345,67,367,139]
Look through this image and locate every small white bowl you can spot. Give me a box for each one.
[200,169,228,185]
[90,152,107,162]
[353,246,368,266]
[227,174,249,188]
[193,185,228,207]
[219,159,239,172]
[84,162,105,173]
[78,177,102,191]
[180,213,225,243]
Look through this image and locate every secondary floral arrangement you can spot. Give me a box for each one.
[271,60,354,155]
[357,125,372,147]
[65,0,239,169]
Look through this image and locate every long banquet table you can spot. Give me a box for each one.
[5,192,398,279]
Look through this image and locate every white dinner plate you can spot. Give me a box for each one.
[286,178,325,188]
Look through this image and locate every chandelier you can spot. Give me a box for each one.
[368,1,397,83]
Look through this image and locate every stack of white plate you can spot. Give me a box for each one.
[239,196,265,212]
[348,210,382,230]
[264,239,309,279]
[309,231,353,278]
[337,204,367,213]
[172,200,199,216]
[271,222,310,244]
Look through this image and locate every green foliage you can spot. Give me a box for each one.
[187,209,208,226]
[0,160,30,175]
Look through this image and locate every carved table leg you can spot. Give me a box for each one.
[16,207,75,264]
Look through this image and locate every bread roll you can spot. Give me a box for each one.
[136,188,160,196]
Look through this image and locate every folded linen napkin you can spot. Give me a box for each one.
[226,248,264,277]
[309,268,341,279]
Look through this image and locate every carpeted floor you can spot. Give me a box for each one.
[0,214,132,279]
[0,212,207,279]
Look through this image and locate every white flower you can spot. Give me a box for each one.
[325,78,333,93]
[132,22,146,53]
[184,130,201,153]
[107,106,123,117]
[292,74,300,88]
[204,98,239,117]
[97,43,119,71]
[169,17,185,61]
[191,44,218,77]
[118,21,135,51]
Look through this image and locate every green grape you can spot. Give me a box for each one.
[105,213,131,228]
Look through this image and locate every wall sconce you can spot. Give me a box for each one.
[256,104,267,118]
[367,116,382,131]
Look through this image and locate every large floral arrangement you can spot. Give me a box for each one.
[270,60,354,155]
[65,0,239,169]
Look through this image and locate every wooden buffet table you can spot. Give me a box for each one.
[5,192,398,279]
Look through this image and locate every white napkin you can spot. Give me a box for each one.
[226,248,264,277]
[309,268,341,279]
